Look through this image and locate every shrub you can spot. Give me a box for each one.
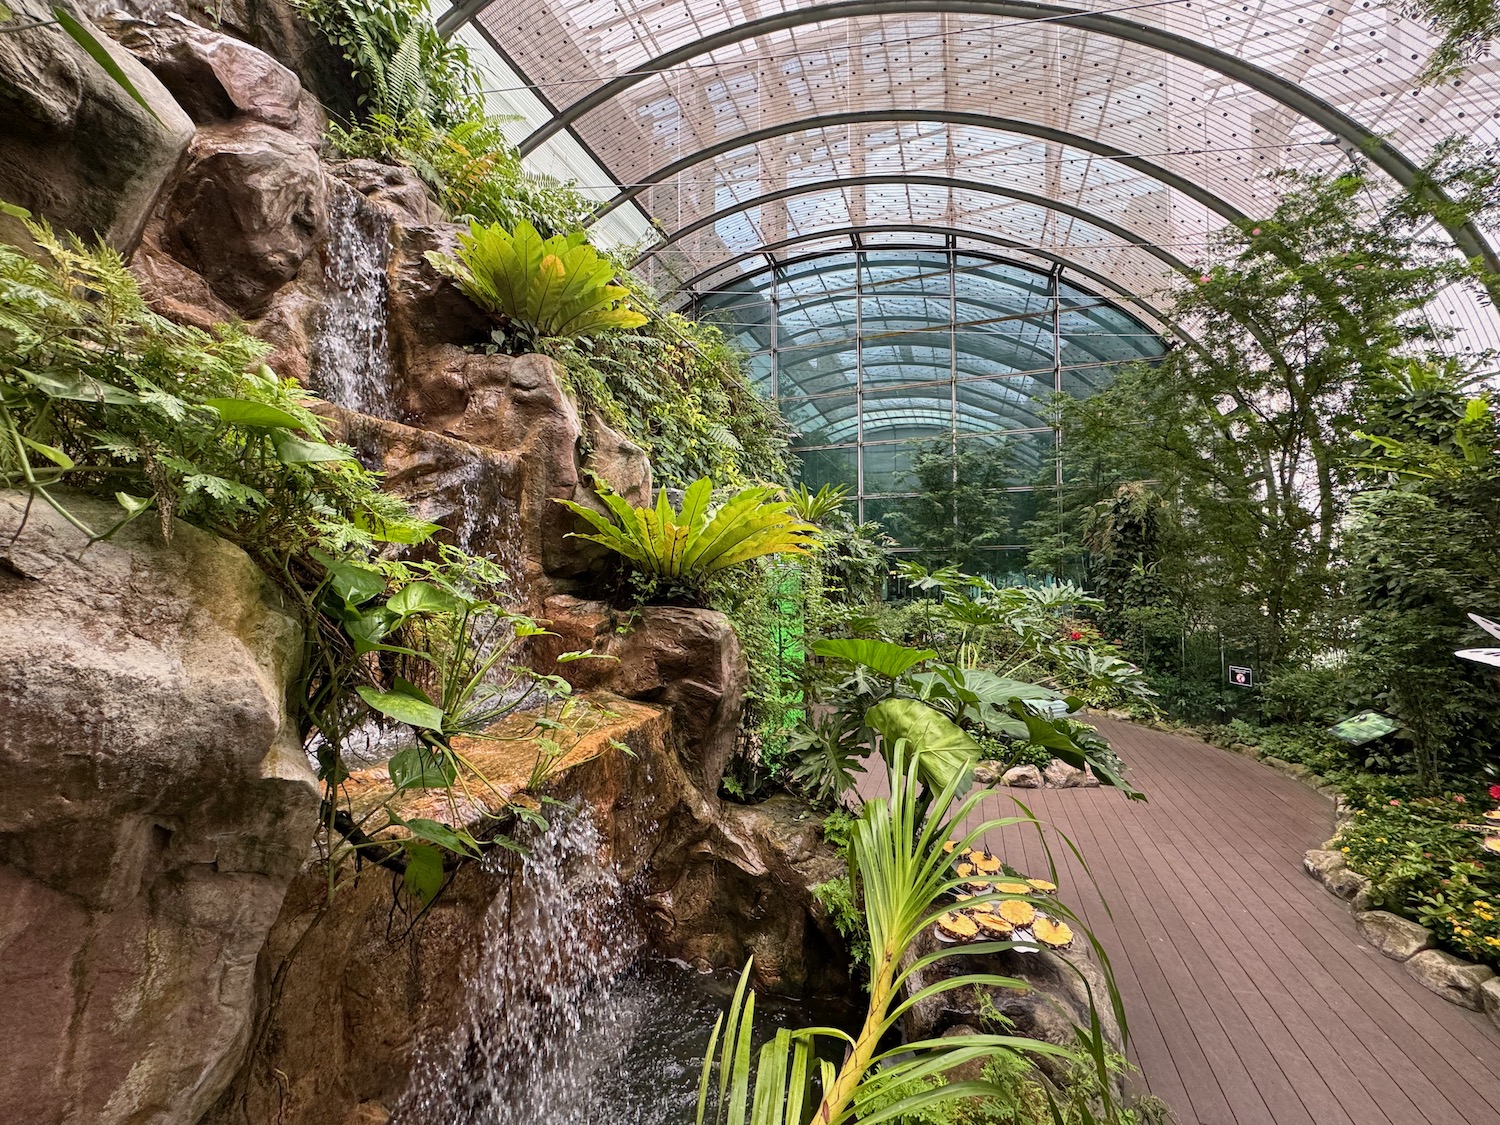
[1337,794,1500,966]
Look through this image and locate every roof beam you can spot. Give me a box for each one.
[632,173,1195,277]
[588,109,1246,227]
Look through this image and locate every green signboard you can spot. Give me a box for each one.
[1329,710,1400,746]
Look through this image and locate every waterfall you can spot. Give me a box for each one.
[394,807,650,1125]
[311,180,398,419]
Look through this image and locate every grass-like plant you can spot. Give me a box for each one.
[428,219,648,341]
[696,743,1127,1125]
[555,477,817,587]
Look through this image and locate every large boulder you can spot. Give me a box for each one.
[0,0,193,250]
[161,121,328,316]
[106,13,320,136]
[1404,948,1495,1010]
[0,490,318,1125]
[533,595,749,789]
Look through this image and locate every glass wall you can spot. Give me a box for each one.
[695,248,1165,577]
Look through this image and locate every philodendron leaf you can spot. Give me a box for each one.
[401,841,445,904]
[205,397,308,431]
[386,580,466,618]
[310,547,387,608]
[273,434,356,464]
[391,814,482,858]
[811,638,937,679]
[353,509,442,545]
[388,744,458,790]
[19,436,73,470]
[358,685,446,730]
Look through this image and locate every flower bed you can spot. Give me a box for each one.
[1336,788,1500,969]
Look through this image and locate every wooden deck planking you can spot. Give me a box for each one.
[867,715,1500,1124]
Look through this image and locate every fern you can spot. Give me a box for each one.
[554,477,818,590]
[428,220,648,341]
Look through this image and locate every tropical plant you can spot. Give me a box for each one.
[428,219,647,342]
[555,477,818,593]
[295,0,480,126]
[788,711,866,806]
[695,745,1127,1125]
[787,481,849,523]
[812,637,938,681]
[0,212,428,552]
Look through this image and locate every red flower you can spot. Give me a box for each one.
[1068,631,1084,641]
[1489,784,1500,800]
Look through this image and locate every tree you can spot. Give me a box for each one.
[1345,362,1500,786]
[882,438,1014,574]
[1057,158,1494,665]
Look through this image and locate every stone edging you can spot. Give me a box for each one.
[1303,850,1500,1029]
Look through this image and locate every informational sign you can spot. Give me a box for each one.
[1227,665,1253,688]
[1329,710,1400,746]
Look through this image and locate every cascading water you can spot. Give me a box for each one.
[395,806,650,1125]
[311,180,398,419]
[393,806,861,1125]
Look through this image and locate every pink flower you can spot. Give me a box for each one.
[1354,264,1366,271]
[1251,227,1262,235]
[1198,274,1211,283]
[1390,798,1402,806]
[1456,795,1467,803]
[1488,784,1500,800]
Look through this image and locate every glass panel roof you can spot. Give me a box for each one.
[444,0,1500,561]
[694,249,1165,528]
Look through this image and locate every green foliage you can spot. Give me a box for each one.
[696,747,1127,1125]
[787,481,850,523]
[1337,794,1500,967]
[1345,365,1500,786]
[811,873,872,974]
[556,477,817,596]
[1401,0,1500,81]
[865,698,982,793]
[429,220,648,343]
[548,310,791,488]
[813,638,938,681]
[880,438,1015,572]
[0,214,428,554]
[327,113,596,235]
[295,0,479,127]
[788,711,866,807]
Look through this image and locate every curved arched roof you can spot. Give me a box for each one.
[440,0,1500,557]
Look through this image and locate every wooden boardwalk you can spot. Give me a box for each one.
[912,716,1500,1125]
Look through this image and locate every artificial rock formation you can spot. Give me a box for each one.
[532,595,749,789]
[0,0,194,250]
[0,491,319,1125]
[207,698,849,1125]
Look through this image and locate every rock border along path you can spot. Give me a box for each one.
[960,716,1500,1125]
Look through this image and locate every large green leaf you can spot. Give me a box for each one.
[357,685,446,730]
[205,397,307,431]
[388,744,458,790]
[811,638,937,680]
[386,580,466,618]
[401,841,445,904]
[273,434,356,464]
[864,698,980,792]
[23,369,137,404]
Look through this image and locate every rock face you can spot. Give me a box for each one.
[1354,910,1435,961]
[1404,949,1496,1010]
[0,0,194,250]
[532,595,749,789]
[0,490,318,1125]
[162,122,328,315]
